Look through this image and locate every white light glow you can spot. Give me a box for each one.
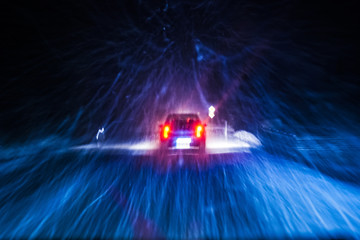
[209,106,215,118]
[206,139,251,149]
[96,128,104,140]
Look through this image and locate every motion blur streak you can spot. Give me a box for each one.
[1,0,360,239]
[1,137,360,238]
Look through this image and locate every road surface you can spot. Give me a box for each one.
[0,137,359,239]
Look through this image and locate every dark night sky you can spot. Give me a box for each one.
[1,0,359,142]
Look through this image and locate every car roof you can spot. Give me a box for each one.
[166,113,200,121]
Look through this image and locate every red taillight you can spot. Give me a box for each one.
[163,125,170,139]
[196,125,203,138]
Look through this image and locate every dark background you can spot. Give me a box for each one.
[1,0,359,143]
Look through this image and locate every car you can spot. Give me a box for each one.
[159,113,206,153]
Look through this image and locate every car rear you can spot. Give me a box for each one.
[159,114,206,153]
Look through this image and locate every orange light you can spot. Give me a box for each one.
[163,125,170,139]
[196,125,203,138]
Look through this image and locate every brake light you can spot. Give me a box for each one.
[196,125,203,138]
[163,125,170,139]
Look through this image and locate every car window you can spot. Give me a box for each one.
[165,114,200,130]
[172,119,197,130]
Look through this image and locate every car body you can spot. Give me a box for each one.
[159,113,206,153]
